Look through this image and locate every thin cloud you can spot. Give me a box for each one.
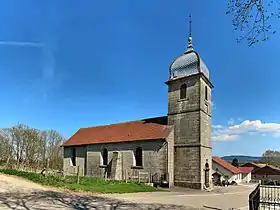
[42,46,55,81]
[213,134,239,141]
[0,40,56,101]
[212,125,223,129]
[228,118,235,125]
[213,119,280,141]
[0,41,44,47]
[0,40,56,81]
[211,101,216,110]
[237,117,243,122]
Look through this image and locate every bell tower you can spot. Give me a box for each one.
[166,16,214,189]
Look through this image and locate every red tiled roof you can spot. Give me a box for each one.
[238,167,254,174]
[63,116,171,146]
[212,156,240,174]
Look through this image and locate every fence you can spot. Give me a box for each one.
[249,184,280,210]
[66,165,167,185]
[125,170,151,183]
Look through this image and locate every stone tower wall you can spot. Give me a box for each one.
[167,74,212,189]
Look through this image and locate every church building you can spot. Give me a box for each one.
[62,19,214,190]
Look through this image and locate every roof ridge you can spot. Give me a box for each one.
[212,156,240,174]
[82,116,167,129]
[266,164,280,170]
[63,116,170,146]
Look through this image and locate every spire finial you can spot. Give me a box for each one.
[187,14,193,50]
[189,14,192,37]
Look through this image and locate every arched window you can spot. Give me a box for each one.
[102,148,108,166]
[205,86,208,100]
[180,84,187,99]
[205,162,209,170]
[71,148,76,166]
[205,162,210,187]
[135,147,143,167]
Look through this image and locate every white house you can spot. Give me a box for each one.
[212,156,253,184]
[238,167,253,183]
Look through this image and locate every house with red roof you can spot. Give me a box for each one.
[62,22,215,190]
[238,166,254,183]
[212,156,254,184]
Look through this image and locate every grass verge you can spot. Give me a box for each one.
[0,168,159,193]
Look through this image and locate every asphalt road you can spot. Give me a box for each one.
[104,184,257,209]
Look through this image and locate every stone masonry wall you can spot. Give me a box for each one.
[166,127,174,187]
[200,147,212,187]
[86,140,168,181]
[199,78,213,188]
[168,112,200,145]
[168,76,200,116]
[63,146,87,176]
[200,78,212,117]
[167,74,213,189]
[174,145,201,188]
[200,111,212,148]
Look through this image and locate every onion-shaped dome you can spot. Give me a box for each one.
[170,36,209,80]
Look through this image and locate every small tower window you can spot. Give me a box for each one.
[205,86,208,100]
[71,148,76,166]
[180,84,187,99]
[135,147,143,167]
[102,148,108,166]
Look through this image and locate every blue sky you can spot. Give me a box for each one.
[0,0,280,157]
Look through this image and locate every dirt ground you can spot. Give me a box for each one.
[0,173,196,210]
[0,173,255,210]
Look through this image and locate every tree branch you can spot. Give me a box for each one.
[227,0,280,46]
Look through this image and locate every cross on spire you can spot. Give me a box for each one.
[189,14,192,37]
[187,14,193,50]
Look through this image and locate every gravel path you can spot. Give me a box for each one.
[0,173,197,210]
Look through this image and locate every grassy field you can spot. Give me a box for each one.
[0,168,159,193]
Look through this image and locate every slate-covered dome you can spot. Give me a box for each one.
[169,36,209,80]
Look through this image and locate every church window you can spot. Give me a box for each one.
[71,148,76,166]
[205,86,208,100]
[102,148,108,166]
[135,147,143,167]
[180,84,187,99]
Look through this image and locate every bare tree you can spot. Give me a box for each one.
[44,130,64,169]
[0,124,65,171]
[10,124,27,169]
[0,128,13,167]
[227,0,280,46]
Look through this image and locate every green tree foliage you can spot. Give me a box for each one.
[226,0,280,46]
[232,157,239,167]
[262,150,280,166]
